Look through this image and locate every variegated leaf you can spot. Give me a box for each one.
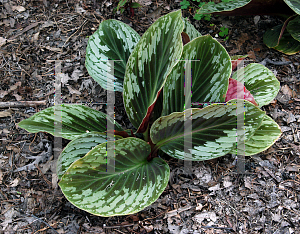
[17,104,123,140]
[151,100,265,161]
[163,35,231,116]
[198,0,251,14]
[232,63,280,107]
[59,137,170,217]
[182,17,202,41]
[263,24,284,48]
[283,0,300,14]
[123,10,184,132]
[287,15,300,42]
[231,115,282,156]
[274,30,300,54]
[57,132,122,179]
[85,20,140,92]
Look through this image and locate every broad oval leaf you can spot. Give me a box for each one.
[182,17,202,41]
[85,20,140,92]
[17,104,123,140]
[59,137,170,217]
[274,30,300,55]
[231,63,280,107]
[198,0,251,14]
[287,15,300,42]
[283,0,300,14]
[163,35,231,116]
[57,132,122,179]
[231,115,281,156]
[151,100,265,161]
[123,10,184,132]
[263,24,284,48]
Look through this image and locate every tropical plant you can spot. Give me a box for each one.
[18,10,282,217]
[196,0,300,54]
[113,0,141,16]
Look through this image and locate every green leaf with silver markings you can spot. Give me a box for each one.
[232,63,280,107]
[283,0,300,14]
[182,17,202,41]
[85,20,140,92]
[123,10,184,132]
[198,0,251,14]
[274,30,300,55]
[263,24,284,48]
[151,100,265,161]
[59,137,170,217]
[57,132,123,179]
[231,115,282,156]
[163,35,231,116]
[17,104,123,140]
[287,15,300,42]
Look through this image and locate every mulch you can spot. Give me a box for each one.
[0,0,299,233]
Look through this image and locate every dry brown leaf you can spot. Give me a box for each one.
[11,5,26,12]
[247,50,256,60]
[0,37,6,47]
[236,33,249,50]
[67,86,81,95]
[9,178,20,187]
[13,93,22,101]
[0,110,12,118]
[6,145,19,153]
[0,90,8,98]
[9,82,22,91]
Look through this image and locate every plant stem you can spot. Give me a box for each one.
[142,125,149,142]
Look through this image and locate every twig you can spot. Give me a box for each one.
[30,214,59,234]
[201,225,234,231]
[62,19,87,48]
[35,164,52,186]
[103,223,135,229]
[259,58,292,66]
[0,100,47,108]
[8,22,42,41]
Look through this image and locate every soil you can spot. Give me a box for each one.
[1,0,300,233]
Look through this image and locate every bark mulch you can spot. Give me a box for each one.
[0,0,299,233]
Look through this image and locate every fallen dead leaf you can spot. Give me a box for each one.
[33,32,39,41]
[6,145,19,153]
[2,128,10,134]
[9,82,22,92]
[13,93,22,101]
[11,5,26,12]
[0,169,3,183]
[247,50,256,60]
[58,73,71,85]
[0,37,7,47]
[193,212,217,224]
[9,178,20,187]
[67,85,81,95]
[0,90,8,98]
[71,69,84,82]
[0,110,12,118]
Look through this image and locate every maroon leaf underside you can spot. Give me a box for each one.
[225,78,258,106]
[231,57,247,71]
[136,89,163,133]
[181,32,190,46]
[211,0,294,17]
